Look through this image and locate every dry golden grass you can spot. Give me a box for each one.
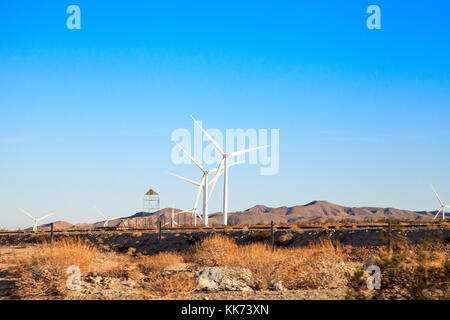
[11,238,137,299]
[142,272,195,298]
[187,234,239,266]
[7,234,354,299]
[138,252,184,274]
[188,234,347,290]
[12,238,98,298]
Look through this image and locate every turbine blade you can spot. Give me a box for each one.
[434,208,442,219]
[190,115,224,155]
[94,207,107,220]
[227,160,245,168]
[431,185,444,206]
[19,208,36,221]
[207,159,225,202]
[167,171,201,186]
[208,159,244,174]
[193,175,206,209]
[175,209,194,215]
[37,213,54,222]
[174,142,206,172]
[229,145,268,157]
[195,210,203,220]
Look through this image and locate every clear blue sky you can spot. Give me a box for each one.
[1,1,449,229]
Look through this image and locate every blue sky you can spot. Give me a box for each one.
[1,1,449,229]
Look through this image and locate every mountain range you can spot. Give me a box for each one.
[29,200,438,230]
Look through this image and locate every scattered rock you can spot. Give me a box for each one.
[195,267,254,292]
[269,280,285,292]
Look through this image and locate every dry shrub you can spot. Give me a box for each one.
[11,238,137,299]
[142,272,195,298]
[232,242,284,289]
[89,251,138,280]
[301,238,344,257]
[139,252,184,274]
[12,238,98,298]
[276,232,294,246]
[346,235,450,300]
[188,234,348,290]
[188,234,238,266]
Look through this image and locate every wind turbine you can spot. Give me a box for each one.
[431,186,449,220]
[95,207,124,227]
[164,205,178,228]
[190,115,268,225]
[170,142,243,226]
[167,171,213,226]
[19,208,54,232]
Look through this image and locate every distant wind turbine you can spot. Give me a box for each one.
[190,115,269,225]
[431,186,449,220]
[19,208,54,232]
[95,207,124,227]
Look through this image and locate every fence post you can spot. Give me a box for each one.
[270,221,274,252]
[50,222,54,246]
[158,220,162,243]
[387,220,392,253]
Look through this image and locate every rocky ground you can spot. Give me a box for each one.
[1,229,448,300]
[0,243,361,300]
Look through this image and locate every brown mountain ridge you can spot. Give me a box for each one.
[28,200,438,230]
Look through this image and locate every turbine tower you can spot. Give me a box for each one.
[168,170,218,226]
[190,115,269,225]
[95,207,124,227]
[19,208,54,232]
[169,142,243,226]
[431,186,449,220]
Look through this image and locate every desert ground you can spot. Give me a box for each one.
[0,224,449,300]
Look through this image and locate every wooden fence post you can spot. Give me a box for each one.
[158,220,162,243]
[270,221,274,252]
[387,220,392,253]
[50,222,54,246]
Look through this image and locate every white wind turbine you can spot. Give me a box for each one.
[161,206,195,227]
[168,171,213,226]
[431,186,449,220]
[19,208,54,232]
[163,205,179,228]
[169,142,243,226]
[190,115,269,225]
[95,207,124,227]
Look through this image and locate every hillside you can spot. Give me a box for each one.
[28,201,438,230]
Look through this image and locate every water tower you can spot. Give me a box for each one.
[143,188,160,215]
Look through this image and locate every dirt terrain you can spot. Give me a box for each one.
[0,227,448,300]
[0,244,360,300]
[1,227,448,255]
